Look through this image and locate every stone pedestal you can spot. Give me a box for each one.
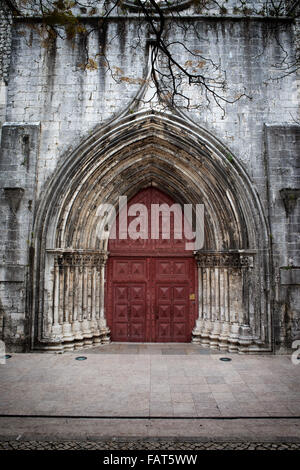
[228,322,240,352]
[192,319,204,344]
[238,324,253,353]
[209,320,222,349]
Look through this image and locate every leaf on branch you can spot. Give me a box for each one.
[89,7,98,16]
[42,1,88,40]
[53,0,66,10]
[86,58,98,70]
[43,10,78,27]
[100,58,108,67]
[161,91,173,102]
[184,59,206,70]
[114,66,147,84]
[78,58,99,71]
[119,77,146,85]
[113,66,125,75]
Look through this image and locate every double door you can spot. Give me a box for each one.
[106,257,197,342]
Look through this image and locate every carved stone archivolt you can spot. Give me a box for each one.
[33,111,271,353]
[192,251,255,353]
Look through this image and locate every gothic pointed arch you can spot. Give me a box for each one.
[32,110,271,352]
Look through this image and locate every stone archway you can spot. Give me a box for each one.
[32,110,271,353]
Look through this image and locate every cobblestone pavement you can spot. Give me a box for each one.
[0,440,300,450]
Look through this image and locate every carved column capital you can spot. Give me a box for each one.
[50,250,109,267]
[194,251,254,268]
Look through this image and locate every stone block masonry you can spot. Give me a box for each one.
[0,122,40,350]
[264,125,300,351]
[0,1,299,352]
[0,0,12,132]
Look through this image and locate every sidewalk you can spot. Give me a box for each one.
[1,344,300,443]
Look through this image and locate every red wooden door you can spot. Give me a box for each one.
[154,257,193,342]
[106,188,197,342]
[113,283,146,342]
[155,283,189,342]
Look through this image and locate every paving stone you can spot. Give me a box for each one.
[1,440,300,450]
[206,376,226,385]
[1,348,300,420]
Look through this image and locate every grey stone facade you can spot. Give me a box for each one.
[0,0,13,130]
[0,0,299,352]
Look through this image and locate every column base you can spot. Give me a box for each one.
[209,320,222,349]
[192,319,204,344]
[100,327,111,344]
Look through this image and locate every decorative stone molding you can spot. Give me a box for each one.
[123,0,192,12]
[33,111,271,353]
[4,187,24,214]
[280,188,300,217]
[195,251,254,268]
[48,250,109,267]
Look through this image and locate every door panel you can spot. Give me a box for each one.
[112,259,146,280]
[129,286,145,341]
[155,283,189,342]
[107,257,196,342]
[112,282,146,342]
[155,258,190,278]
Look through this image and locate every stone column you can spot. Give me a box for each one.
[219,268,230,350]
[98,253,110,344]
[46,250,110,350]
[210,267,221,349]
[201,267,212,346]
[81,261,94,346]
[51,261,63,340]
[90,265,101,344]
[192,251,254,352]
[228,268,242,352]
[72,264,84,349]
[192,262,203,344]
[62,263,75,350]
[237,255,254,352]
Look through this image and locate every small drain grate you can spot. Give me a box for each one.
[75,356,87,361]
[219,357,232,362]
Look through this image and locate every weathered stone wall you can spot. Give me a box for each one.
[0,122,40,350]
[0,1,12,84]
[265,125,300,351]
[0,0,12,132]
[5,17,298,195]
[0,0,299,351]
